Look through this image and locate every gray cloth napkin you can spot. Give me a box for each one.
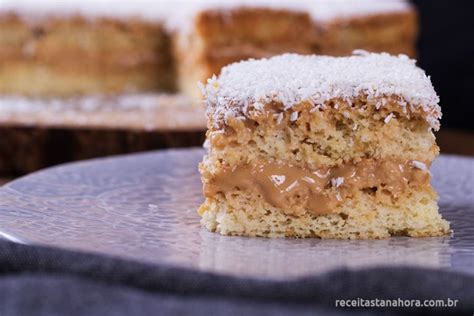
[0,240,472,315]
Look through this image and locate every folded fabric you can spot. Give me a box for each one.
[0,239,472,315]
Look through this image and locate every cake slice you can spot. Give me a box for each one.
[173,1,417,99]
[313,0,418,57]
[0,9,174,96]
[173,5,316,100]
[198,51,450,239]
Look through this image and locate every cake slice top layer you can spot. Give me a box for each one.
[203,51,441,130]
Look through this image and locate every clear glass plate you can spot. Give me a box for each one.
[0,148,472,280]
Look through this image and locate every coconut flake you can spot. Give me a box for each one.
[411,160,427,171]
[384,113,395,124]
[290,111,299,122]
[331,177,344,188]
[253,102,264,112]
[202,139,210,149]
[309,106,320,113]
[276,112,284,125]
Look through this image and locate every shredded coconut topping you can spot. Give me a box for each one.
[204,52,441,130]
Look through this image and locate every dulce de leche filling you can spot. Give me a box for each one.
[204,159,430,215]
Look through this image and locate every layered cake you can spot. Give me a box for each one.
[198,52,450,239]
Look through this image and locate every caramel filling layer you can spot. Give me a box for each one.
[204,160,430,215]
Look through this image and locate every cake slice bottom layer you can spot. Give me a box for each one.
[199,188,450,239]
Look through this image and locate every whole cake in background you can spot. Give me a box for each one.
[0,0,417,98]
[199,51,450,239]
